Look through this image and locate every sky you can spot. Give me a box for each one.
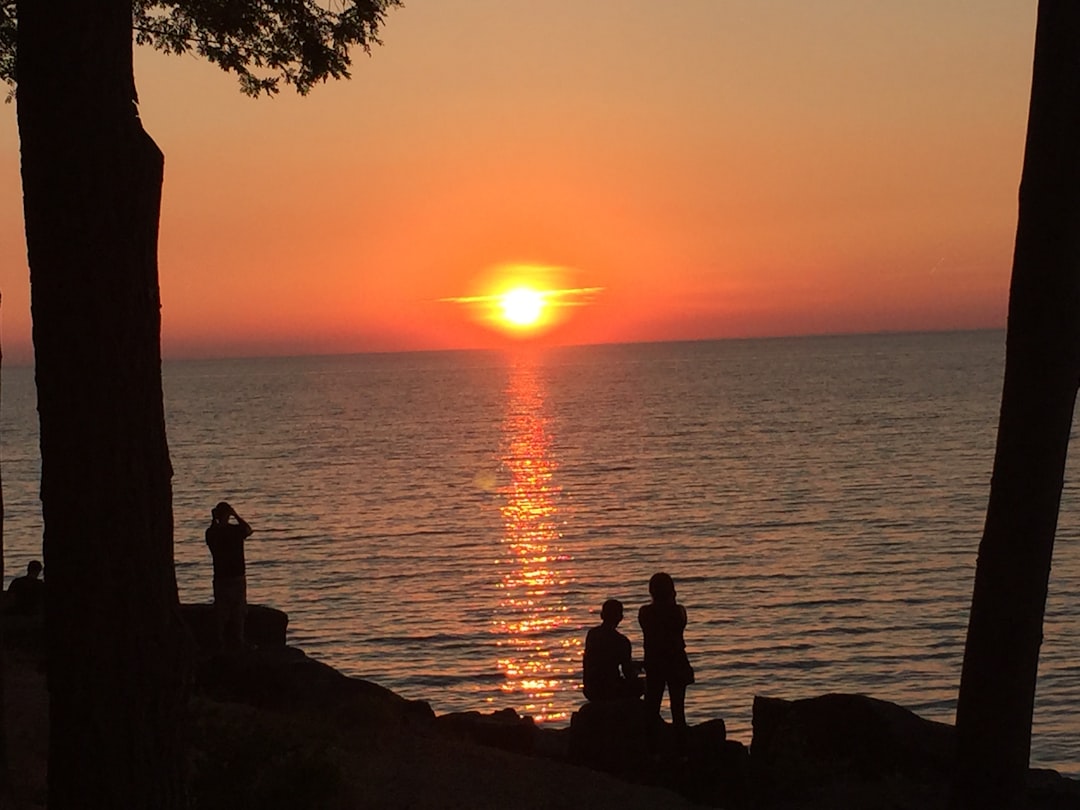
[0,1,1038,361]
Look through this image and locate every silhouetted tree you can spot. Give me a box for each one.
[954,3,1080,808]
[3,2,399,807]
[0,292,6,797]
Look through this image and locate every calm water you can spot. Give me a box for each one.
[2,331,1078,775]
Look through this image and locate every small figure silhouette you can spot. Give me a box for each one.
[205,501,254,650]
[638,572,694,746]
[583,598,645,702]
[5,560,44,616]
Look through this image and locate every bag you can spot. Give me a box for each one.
[679,655,695,686]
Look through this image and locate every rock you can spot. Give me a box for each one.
[750,694,1080,809]
[534,724,572,760]
[751,693,955,802]
[681,722,750,808]
[436,707,538,755]
[568,698,653,774]
[194,644,435,728]
[687,717,728,757]
[566,699,747,807]
[0,612,43,654]
[1028,768,1080,810]
[178,602,288,651]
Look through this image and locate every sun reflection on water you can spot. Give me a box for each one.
[492,358,580,722]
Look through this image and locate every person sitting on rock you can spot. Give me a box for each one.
[5,559,44,616]
[583,599,645,702]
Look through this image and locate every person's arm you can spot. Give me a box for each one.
[230,505,253,538]
[620,636,639,679]
[582,630,596,697]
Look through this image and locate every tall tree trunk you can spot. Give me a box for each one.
[953,4,1080,808]
[0,291,7,796]
[16,1,185,807]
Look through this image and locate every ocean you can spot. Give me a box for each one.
[2,330,1077,775]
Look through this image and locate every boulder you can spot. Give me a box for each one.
[0,612,43,654]
[568,698,653,774]
[682,720,749,808]
[179,602,288,651]
[1028,767,1080,809]
[567,700,747,806]
[750,693,1080,808]
[194,644,435,728]
[751,693,955,804]
[436,707,538,755]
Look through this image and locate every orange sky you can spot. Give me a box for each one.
[0,2,1036,361]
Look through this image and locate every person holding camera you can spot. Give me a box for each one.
[205,501,254,650]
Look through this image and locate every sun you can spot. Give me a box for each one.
[438,264,603,340]
[499,287,546,328]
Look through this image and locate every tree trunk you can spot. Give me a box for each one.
[0,291,7,796]
[953,3,1080,808]
[16,2,186,807]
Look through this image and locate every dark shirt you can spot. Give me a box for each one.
[206,522,251,579]
[638,601,688,673]
[583,623,635,701]
[5,575,43,616]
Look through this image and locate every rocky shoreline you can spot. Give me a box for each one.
[5,605,1079,808]
[187,604,1079,809]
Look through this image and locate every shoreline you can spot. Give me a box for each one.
[4,607,1078,809]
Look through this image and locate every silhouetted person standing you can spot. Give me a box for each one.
[583,599,645,702]
[638,572,693,747]
[5,559,44,616]
[205,501,253,650]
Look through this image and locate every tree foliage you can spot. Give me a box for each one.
[0,2,14,89]
[1,0,402,96]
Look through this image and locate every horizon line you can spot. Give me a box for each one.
[0,325,1005,369]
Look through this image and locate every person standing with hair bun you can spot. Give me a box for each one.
[638,572,694,747]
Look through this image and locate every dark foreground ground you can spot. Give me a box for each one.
[2,626,693,810]
[3,607,1078,809]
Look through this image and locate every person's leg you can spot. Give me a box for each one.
[669,681,687,728]
[212,577,226,650]
[235,575,248,648]
[219,576,247,650]
[644,672,666,752]
[644,671,665,717]
[669,681,688,753]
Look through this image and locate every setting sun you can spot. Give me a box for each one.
[500,287,546,327]
[439,264,604,341]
